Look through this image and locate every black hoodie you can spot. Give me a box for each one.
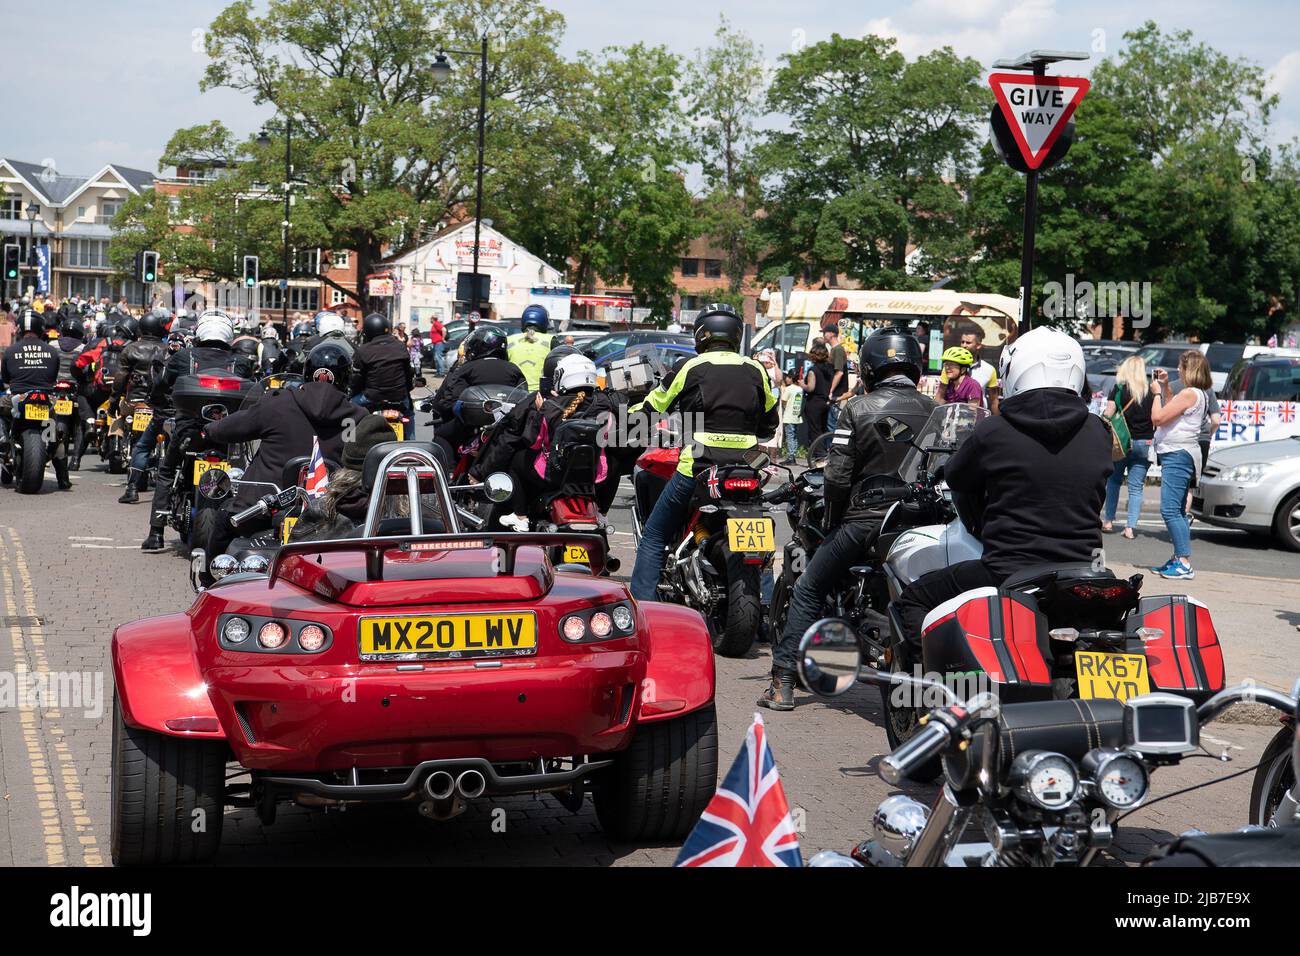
[204,381,358,509]
[944,388,1113,577]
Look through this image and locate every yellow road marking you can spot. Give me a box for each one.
[1,530,101,866]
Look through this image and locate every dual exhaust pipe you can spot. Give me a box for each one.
[423,768,487,802]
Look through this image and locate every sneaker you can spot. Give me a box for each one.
[497,513,529,532]
[1150,558,1176,575]
[1158,560,1195,580]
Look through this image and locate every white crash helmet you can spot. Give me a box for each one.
[194,309,236,346]
[998,326,1085,398]
[314,310,347,336]
[555,353,598,393]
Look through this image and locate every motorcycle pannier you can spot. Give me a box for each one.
[1126,594,1225,703]
[921,587,1053,702]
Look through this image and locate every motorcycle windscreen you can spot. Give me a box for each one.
[921,586,1052,701]
[1127,594,1225,703]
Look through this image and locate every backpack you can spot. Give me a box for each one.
[540,417,604,490]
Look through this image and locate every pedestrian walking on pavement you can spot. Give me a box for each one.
[1102,355,1155,539]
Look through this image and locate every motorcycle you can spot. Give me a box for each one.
[1250,714,1298,827]
[3,389,59,493]
[630,440,783,657]
[864,403,1226,773]
[798,618,1300,867]
[93,397,130,474]
[122,398,165,488]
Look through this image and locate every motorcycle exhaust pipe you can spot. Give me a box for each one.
[456,769,487,799]
[424,770,456,801]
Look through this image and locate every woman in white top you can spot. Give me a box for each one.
[1148,349,1214,580]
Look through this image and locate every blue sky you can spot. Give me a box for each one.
[9,0,1300,179]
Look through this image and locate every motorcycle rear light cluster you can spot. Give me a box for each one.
[197,374,242,391]
[723,478,760,491]
[1070,583,1131,600]
[559,603,636,643]
[218,614,332,654]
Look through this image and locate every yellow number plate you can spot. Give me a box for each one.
[1075,651,1151,702]
[727,516,775,553]
[280,516,298,544]
[390,421,404,441]
[562,545,589,563]
[131,410,153,431]
[54,399,74,416]
[193,459,229,484]
[269,378,283,389]
[358,613,537,660]
[24,404,49,421]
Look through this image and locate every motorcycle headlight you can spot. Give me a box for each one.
[238,553,270,575]
[209,554,239,580]
[1217,462,1273,484]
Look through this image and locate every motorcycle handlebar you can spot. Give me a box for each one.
[230,497,271,528]
[880,721,951,785]
[761,482,795,504]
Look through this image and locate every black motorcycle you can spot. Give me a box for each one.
[3,389,61,493]
[797,618,1300,867]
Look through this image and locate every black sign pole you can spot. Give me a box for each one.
[1018,168,1038,334]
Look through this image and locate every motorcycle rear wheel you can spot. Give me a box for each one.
[880,651,942,783]
[709,551,760,658]
[18,430,45,494]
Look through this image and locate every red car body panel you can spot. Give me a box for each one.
[112,544,716,774]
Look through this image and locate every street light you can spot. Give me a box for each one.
[25,201,40,296]
[432,35,489,318]
[257,120,293,331]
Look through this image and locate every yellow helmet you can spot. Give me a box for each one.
[941,346,975,367]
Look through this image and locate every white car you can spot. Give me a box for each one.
[1191,437,1300,551]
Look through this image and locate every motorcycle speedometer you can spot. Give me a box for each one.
[1083,749,1149,810]
[1009,751,1078,811]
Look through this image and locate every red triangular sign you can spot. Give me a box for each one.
[988,72,1090,170]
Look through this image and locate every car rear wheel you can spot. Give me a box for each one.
[1273,491,1300,552]
[111,696,226,865]
[595,705,718,842]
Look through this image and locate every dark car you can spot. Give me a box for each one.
[585,331,695,366]
[1225,356,1300,402]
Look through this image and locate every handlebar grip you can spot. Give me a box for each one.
[761,483,794,504]
[880,721,952,785]
[230,499,269,528]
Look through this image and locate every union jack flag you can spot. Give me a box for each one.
[305,436,329,499]
[1221,400,1237,424]
[1249,402,1267,425]
[674,713,802,867]
[1279,402,1296,423]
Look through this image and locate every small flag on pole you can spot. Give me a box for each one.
[305,436,329,499]
[674,712,802,867]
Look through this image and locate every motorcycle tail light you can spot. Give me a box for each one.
[257,622,288,649]
[197,374,242,391]
[723,478,760,491]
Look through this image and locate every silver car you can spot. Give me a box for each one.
[1191,437,1300,551]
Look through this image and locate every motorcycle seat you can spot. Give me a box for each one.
[1000,562,1115,592]
[361,441,450,492]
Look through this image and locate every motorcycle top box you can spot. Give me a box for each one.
[172,371,254,418]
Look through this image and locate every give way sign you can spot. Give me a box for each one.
[988,72,1090,170]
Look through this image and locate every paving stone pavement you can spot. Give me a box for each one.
[0,455,1287,867]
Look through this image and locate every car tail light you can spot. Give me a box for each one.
[559,604,636,643]
[562,615,586,641]
[198,374,242,390]
[723,477,760,492]
[611,605,634,631]
[258,622,288,649]
[589,612,613,638]
[298,625,326,651]
[222,617,251,643]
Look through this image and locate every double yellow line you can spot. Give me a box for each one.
[0,529,101,866]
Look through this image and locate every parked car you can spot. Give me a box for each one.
[585,331,694,366]
[1191,436,1300,550]
[1224,355,1300,402]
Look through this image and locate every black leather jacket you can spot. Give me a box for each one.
[111,336,166,407]
[823,380,936,526]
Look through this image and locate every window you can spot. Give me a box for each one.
[77,205,87,221]
[703,259,722,279]
[260,285,320,312]
[331,288,346,305]
[331,251,349,268]
[291,248,320,274]
[0,197,21,220]
[66,238,110,269]
[680,258,699,277]
[96,201,122,225]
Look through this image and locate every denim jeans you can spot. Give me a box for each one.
[1157,449,1195,559]
[826,401,841,434]
[1103,439,1151,529]
[433,342,447,375]
[784,423,799,459]
[129,417,165,472]
[630,470,697,601]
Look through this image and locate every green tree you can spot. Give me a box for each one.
[755,34,987,288]
[684,16,766,295]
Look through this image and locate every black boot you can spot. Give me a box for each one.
[757,670,797,711]
[119,469,142,504]
[53,457,72,491]
[141,526,166,553]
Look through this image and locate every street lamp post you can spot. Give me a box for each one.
[432,34,489,319]
[257,119,293,333]
[25,201,39,297]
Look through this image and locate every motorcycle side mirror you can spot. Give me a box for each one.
[200,403,228,422]
[198,468,232,501]
[874,416,914,445]
[483,472,514,503]
[797,618,863,697]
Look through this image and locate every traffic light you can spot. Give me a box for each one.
[140,250,158,283]
[242,255,259,288]
[2,244,18,282]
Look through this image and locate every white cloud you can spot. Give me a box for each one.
[1266,50,1300,97]
[864,0,1061,65]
